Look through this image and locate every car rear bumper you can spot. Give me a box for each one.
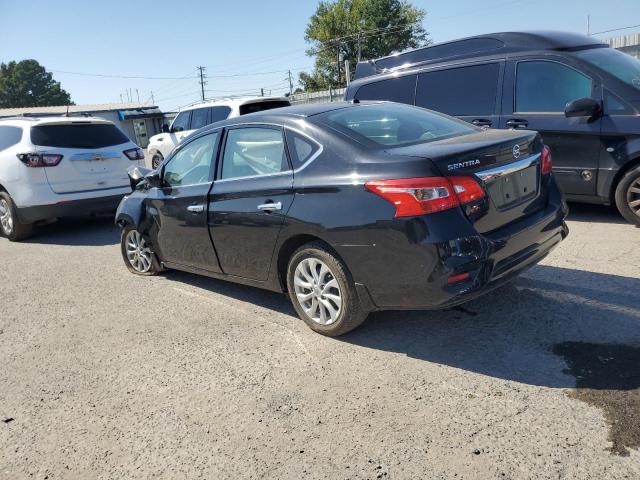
[347,181,569,310]
[16,194,126,224]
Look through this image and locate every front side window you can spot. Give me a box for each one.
[515,61,593,113]
[354,75,417,105]
[221,127,288,180]
[415,63,500,116]
[575,47,640,90]
[318,103,476,147]
[163,132,218,187]
[0,126,22,151]
[171,111,191,132]
[190,108,209,130]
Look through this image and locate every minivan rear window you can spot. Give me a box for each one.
[319,103,475,147]
[31,123,130,149]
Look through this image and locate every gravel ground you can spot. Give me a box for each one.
[1,204,639,479]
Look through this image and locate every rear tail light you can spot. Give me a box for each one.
[365,176,485,217]
[17,152,63,167]
[447,272,471,284]
[124,147,145,161]
[541,145,552,174]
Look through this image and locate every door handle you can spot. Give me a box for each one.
[187,204,204,213]
[506,119,529,129]
[472,118,492,127]
[257,201,282,212]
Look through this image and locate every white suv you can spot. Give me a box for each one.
[146,96,290,168]
[0,116,144,241]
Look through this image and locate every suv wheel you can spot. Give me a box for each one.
[120,226,162,275]
[151,152,163,169]
[287,242,368,336]
[615,165,640,227]
[0,192,33,241]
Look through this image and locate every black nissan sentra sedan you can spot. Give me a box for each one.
[116,101,568,336]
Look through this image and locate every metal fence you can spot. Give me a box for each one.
[289,87,346,105]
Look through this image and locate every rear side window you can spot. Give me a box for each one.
[515,61,593,113]
[209,106,232,123]
[0,126,22,151]
[190,108,210,130]
[30,123,130,148]
[285,130,319,167]
[171,111,191,132]
[239,101,290,115]
[320,103,475,147]
[415,63,500,116]
[354,75,416,104]
[221,127,288,179]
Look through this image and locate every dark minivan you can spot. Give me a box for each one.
[345,31,640,225]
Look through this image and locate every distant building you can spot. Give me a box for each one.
[608,33,640,59]
[0,103,165,148]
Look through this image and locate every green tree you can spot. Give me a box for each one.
[0,60,72,108]
[299,0,429,91]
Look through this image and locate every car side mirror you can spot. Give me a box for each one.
[564,98,601,119]
[127,165,152,190]
[162,123,170,133]
[144,170,162,189]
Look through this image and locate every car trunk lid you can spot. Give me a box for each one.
[387,129,546,233]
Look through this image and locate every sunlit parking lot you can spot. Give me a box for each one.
[1,204,638,479]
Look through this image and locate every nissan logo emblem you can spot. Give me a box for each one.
[512,144,521,159]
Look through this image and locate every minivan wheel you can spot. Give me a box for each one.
[120,226,162,275]
[614,165,640,227]
[0,192,33,241]
[287,242,368,336]
[151,152,163,169]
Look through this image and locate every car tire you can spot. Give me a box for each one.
[151,152,163,169]
[286,241,368,336]
[120,226,162,275]
[614,165,640,227]
[0,191,33,241]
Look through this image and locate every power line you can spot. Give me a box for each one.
[591,23,640,36]
[50,70,198,80]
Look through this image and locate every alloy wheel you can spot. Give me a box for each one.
[293,258,342,325]
[0,199,13,235]
[627,177,640,218]
[125,230,153,273]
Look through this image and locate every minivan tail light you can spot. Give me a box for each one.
[123,147,145,161]
[17,152,63,167]
[541,145,552,174]
[365,176,485,217]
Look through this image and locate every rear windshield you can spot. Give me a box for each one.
[31,123,130,149]
[318,103,476,147]
[240,100,290,115]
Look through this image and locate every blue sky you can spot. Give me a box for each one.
[1,0,639,111]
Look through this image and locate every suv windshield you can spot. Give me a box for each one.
[576,47,640,90]
[31,123,130,148]
[319,103,476,147]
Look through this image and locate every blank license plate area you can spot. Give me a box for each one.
[486,165,538,209]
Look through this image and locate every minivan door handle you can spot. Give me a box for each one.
[506,119,529,129]
[187,204,204,213]
[472,118,492,127]
[257,201,282,212]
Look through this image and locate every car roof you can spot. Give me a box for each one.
[352,30,608,80]
[180,96,290,112]
[0,115,115,127]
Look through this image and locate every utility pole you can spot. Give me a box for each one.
[344,60,351,86]
[287,70,294,96]
[120,93,123,103]
[150,91,155,105]
[357,33,362,62]
[337,49,342,88]
[136,88,140,103]
[587,14,591,35]
[197,66,207,101]
[260,87,264,96]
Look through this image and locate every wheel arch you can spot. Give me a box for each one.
[608,155,640,201]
